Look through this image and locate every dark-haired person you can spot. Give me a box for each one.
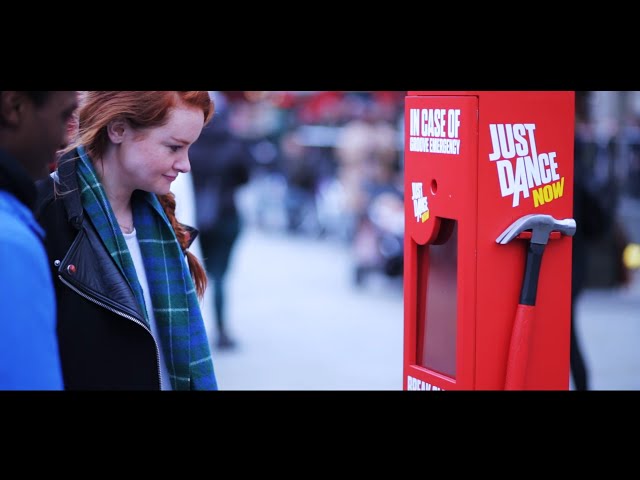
[0,91,78,389]
[35,91,218,390]
[189,93,252,350]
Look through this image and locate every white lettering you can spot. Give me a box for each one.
[410,109,420,136]
[448,109,460,138]
[406,375,444,391]
[409,137,430,152]
[489,124,502,161]
[538,153,552,183]
[512,157,530,207]
[497,159,515,197]
[421,109,429,137]
[496,124,516,159]
[548,152,559,181]
[523,155,541,189]
[513,124,528,156]
[491,123,564,208]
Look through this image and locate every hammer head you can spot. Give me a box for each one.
[496,214,576,245]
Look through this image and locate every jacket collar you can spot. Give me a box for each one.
[54,149,84,229]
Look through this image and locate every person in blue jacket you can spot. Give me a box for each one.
[0,91,78,390]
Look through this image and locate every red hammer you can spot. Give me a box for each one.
[496,214,576,390]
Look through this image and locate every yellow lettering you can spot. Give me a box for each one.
[552,177,565,198]
[532,178,565,207]
[533,187,545,207]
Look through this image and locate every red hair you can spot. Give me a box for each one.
[66,91,214,299]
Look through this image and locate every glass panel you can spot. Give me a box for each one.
[419,221,458,377]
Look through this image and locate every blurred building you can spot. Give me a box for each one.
[214,91,638,289]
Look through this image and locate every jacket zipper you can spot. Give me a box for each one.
[58,275,163,389]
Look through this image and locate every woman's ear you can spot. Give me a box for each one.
[106,119,127,144]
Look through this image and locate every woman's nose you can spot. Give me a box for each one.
[175,154,191,174]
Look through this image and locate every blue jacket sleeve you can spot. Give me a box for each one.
[0,226,64,390]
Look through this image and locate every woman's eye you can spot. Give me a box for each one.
[170,145,182,153]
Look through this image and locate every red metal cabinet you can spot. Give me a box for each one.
[403,91,575,390]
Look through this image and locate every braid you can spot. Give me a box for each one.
[157,192,208,300]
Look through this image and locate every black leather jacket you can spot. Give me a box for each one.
[35,152,195,390]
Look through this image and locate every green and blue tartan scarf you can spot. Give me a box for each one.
[76,146,217,390]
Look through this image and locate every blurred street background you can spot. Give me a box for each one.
[176,91,640,391]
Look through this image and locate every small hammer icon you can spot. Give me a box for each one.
[496,214,576,390]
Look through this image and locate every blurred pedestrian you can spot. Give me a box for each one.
[0,91,77,390]
[35,91,218,390]
[171,170,217,341]
[571,107,608,391]
[280,130,319,234]
[189,92,252,350]
[571,129,592,391]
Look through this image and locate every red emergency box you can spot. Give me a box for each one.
[403,91,575,390]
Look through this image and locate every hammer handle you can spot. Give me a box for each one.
[520,242,545,306]
[505,304,535,390]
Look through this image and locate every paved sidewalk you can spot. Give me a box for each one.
[207,226,639,391]
[573,275,640,390]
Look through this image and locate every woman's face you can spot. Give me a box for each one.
[115,103,205,195]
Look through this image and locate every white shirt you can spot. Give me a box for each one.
[123,229,173,391]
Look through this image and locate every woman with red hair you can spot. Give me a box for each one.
[35,91,217,390]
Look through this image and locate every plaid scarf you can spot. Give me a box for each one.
[76,146,217,390]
